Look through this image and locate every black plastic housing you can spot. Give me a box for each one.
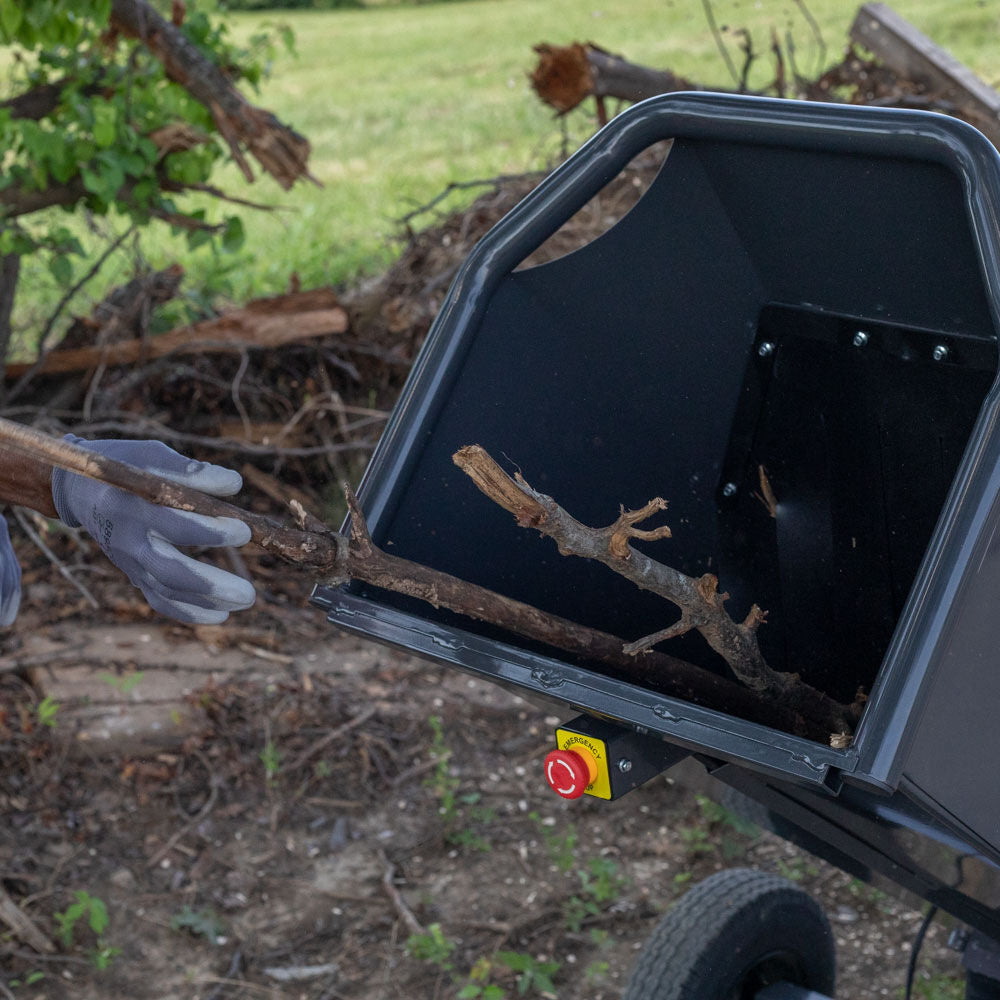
[313,94,1000,907]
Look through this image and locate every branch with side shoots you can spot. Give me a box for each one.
[453,445,858,738]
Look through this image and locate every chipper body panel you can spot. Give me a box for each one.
[312,93,1000,941]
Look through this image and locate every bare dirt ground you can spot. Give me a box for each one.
[0,549,968,1000]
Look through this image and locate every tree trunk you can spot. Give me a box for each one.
[0,252,22,385]
[531,43,697,114]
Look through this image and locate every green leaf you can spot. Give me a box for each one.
[87,896,109,936]
[0,0,22,41]
[93,105,116,148]
[221,216,244,253]
[186,227,214,251]
[48,255,72,287]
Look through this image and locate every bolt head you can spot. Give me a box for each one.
[853,331,869,347]
[722,482,738,498]
[617,758,633,773]
[933,344,949,362]
[757,341,775,357]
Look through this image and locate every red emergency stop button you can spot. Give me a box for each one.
[544,747,597,799]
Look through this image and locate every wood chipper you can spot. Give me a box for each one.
[312,92,1000,998]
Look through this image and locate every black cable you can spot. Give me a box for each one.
[905,904,939,1000]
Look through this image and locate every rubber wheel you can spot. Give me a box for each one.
[622,867,836,1000]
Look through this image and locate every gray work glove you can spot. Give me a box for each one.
[0,517,21,627]
[51,437,256,625]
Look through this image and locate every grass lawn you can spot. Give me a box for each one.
[11,0,1000,339]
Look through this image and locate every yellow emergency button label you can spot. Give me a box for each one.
[555,728,612,799]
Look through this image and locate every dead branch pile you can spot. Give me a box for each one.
[532,4,1000,148]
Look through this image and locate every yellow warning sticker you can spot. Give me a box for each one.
[556,729,611,799]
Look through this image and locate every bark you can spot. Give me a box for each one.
[531,42,698,114]
[0,253,21,377]
[110,0,316,190]
[3,289,349,379]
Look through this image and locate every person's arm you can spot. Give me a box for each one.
[0,451,58,517]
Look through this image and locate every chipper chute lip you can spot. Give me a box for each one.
[313,92,1000,817]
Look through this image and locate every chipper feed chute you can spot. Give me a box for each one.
[313,93,1000,997]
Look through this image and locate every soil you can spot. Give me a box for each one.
[0,555,967,1000]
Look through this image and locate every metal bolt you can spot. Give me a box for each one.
[933,344,950,362]
[757,341,775,357]
[853,331,869,347]
[948,928,970,953]
[722,482,738,498]
[617,758,633,774]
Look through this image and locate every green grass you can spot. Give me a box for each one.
[12,0,1000,339]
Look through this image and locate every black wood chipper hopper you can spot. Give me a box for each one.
[312,93,1000,998]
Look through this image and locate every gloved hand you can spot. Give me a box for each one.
[51,437,256,625]
[0,517,21,627]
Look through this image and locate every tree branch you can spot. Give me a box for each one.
[453,444,857,735]
[110,0,318,190]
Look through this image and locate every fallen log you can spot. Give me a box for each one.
[531,42,697,115]
[849,3,1000,148]
[3,290,349,379]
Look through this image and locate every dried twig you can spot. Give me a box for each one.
[285,705,378,773]
[11,507,99,610]
[378,849,424,936]
[453,445,857,734]
[0,884,55,954]
[701,0,740,87]
[146,752,219,868]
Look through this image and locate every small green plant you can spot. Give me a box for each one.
[495,951,561,996]
[53,891,117,970]
[54,891,109,948]
[695,793,760,859]
[677,823,713,857]
[35,695,59,728]
[695,793,760,837]
[457,956,505,1000]
[88,942,122,971]
[405,922,456,967]
[530,811,578,872]
[7,971,45,988]
[259,741,282,782]
[776,856,819,883]
[406,924,506,997]
[100,670,145,695]
[564,857,629,932]
[424,716,494,851]
[912,975,965,1000]
[583,928,613,983]
[170,905,226,944]
[673,869,694,887]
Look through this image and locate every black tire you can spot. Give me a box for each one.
[622,867,836,1000]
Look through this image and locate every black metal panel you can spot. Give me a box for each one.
[359,139,765,671]
[718,305,995,703]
